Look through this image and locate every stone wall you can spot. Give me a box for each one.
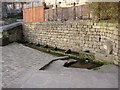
[23,20,119,64]
[1,23,23,43]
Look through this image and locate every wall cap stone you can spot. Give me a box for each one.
[23,20,119,26]
[0,22,22,32]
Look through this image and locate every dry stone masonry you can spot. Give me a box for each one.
[23,20,119,64]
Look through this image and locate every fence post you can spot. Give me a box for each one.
[61,8,63,22]
[56,5,57,21]
[74,2,76,20]
[48,10,49,21]
[81,5,83,19]
[53,9,54,21]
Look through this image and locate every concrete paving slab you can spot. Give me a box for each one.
[19,62,118,88]
[21,70,118,88]
[0,46,2,90]
[2,43,57,87]
[8,60,118,88]
[2,43,119,88]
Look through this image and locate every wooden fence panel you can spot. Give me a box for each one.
[68,6,74,21]
[44,5,92,21]
[23,5,91,22]
[57,8,62,21]
[62,8,69,21]
[29,8,33,22]
[49,9,54,21]
[76,5,83,20]
[45,10,48,21]
[53,9,57,21]
[23,6,44,22]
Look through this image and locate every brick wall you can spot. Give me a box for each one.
[23,20,119,64]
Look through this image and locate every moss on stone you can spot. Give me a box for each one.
[23,43,105,67]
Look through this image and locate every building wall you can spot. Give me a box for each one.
[23,20,119,64]
[0,2,8,18]
[0,2,24,18]
[0,2,2,18]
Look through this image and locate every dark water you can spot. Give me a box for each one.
[40,59,103,71]
[68,62,100,69]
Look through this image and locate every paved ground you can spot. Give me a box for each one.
[0,46,2,90]
[2,43,57,87]
[2,43,118,88]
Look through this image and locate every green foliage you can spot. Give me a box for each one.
[87,2,119,20]
[2,33,8,38]
[25,43,105,69]
[65,49,71,54]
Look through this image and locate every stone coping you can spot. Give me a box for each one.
[0,22,22,32]
[23,20,119,27]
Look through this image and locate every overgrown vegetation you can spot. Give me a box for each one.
[2,33,8,38]
[87,2,119,21]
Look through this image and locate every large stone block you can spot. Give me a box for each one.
[95,51,115,63]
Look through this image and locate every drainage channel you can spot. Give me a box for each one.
[39,56,103,71]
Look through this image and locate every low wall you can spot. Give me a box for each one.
[23,20,119,64]
[0,22,23,43]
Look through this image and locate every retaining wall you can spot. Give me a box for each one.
[23,20,119,64]
[0,22,23,43]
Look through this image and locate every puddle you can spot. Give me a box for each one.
[40,59,103,71]
[66,62,100,69]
